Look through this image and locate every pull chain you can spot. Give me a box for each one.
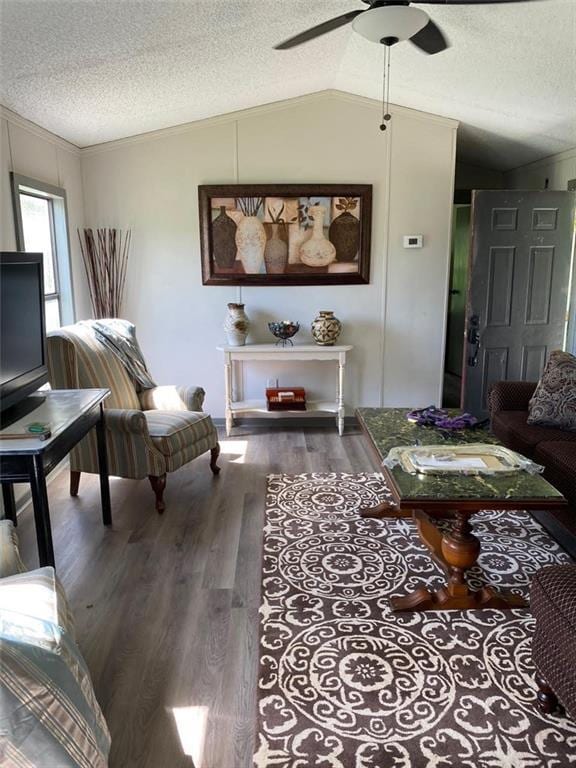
[379,44,392,131]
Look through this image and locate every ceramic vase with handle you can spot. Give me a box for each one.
[311,310,342,346]
[235,215,266,274]
[299,205,336,268]
[224,303,249,346]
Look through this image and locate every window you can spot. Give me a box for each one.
[11,174,74,331]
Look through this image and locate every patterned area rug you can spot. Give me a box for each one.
[254,473,576,768]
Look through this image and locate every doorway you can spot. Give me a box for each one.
[442,190,576,416]
[442,204,470,407]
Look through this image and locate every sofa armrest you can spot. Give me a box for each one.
[104,408,148,435]
[0,520,26,577]
[139,385,205,412]
[489,381,538,414]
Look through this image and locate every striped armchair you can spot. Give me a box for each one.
[47,321,220,513]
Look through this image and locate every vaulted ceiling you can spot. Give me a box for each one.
[0,0,574,170]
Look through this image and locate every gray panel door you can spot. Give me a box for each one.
[463,190,576,418]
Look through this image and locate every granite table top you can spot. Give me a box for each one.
[356,407,566,506]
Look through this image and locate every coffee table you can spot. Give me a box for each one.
[356,408,567,612]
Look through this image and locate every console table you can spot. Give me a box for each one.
[217,344,353,436]
[0,388,111,568]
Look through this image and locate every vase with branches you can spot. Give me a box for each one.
[235,197,266,274]
[78,228,131,318]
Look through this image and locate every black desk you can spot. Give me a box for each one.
[0,388,112,568]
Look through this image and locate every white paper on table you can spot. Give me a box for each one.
[412,456,488,470]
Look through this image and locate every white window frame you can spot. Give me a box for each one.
[10,173,75,327]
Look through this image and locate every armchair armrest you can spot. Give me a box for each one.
[104,408,148,435]
[0,520,26,577]
[488,381,538,414]
[139,385,205,412]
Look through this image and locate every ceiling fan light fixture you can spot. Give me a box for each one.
[352,6,429,44]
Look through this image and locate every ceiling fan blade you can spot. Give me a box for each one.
[275,10,363,50]
[410,19,449,53]
[417,0,541,4]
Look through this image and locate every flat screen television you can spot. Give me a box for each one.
[0,251,48,428]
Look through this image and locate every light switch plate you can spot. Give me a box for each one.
[403,235,423,248]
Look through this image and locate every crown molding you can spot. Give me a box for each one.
[325,90,458,130]
[507,145,576,174]
[0,105,81,156]
[80,89,458,156]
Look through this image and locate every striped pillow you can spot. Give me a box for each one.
[1,630,111,767]
[0,567,75,644]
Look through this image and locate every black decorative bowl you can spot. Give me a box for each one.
[268,321,300,346]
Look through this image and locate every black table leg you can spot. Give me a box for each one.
[2,483,17,526]
[96,404,112,526]
[28,455,55,568]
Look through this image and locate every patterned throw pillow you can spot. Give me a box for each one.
[528,350,576,430]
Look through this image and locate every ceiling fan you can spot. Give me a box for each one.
[274,0,538,55]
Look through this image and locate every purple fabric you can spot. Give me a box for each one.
[406,406,478,430]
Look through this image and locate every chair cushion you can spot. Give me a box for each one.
[528,350,576,430]
[490,410,576,456]
[144,410,216,457]
[533,441,576,505]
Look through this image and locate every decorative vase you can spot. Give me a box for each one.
[235,215,266,274]
[224,303,249,346]
[329,211,360,262]
[264,223,288,274]
[299,205,336,268]
[212,206,237,269]
[311,310,342,346]
[288,224,312,264]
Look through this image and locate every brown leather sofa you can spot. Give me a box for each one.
[489,381,576,508]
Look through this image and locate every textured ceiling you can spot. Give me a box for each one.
[0,0,574,169]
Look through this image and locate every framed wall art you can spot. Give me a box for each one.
[199,184,372,286]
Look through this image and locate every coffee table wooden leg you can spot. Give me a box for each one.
[391,509,527,612]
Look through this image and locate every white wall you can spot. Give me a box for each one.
[81,92,457,418]
[505,147,576,190]
[0,107,90,317]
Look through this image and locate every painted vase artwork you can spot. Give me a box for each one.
[236,208,266,275]
[264,223,288,274]
[212,206,237,268]
[329,197,360,262]
[299,205,336,268]
[199,185,371,285]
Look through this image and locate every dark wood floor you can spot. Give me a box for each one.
[15,425,374,768]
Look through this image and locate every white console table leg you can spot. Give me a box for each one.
[337,353,346,436]
[224,356,234,436]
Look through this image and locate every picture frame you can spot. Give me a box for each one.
[199,184,372,286]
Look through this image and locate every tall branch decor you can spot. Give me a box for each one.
[78,228,131,318]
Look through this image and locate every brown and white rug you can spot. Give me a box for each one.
[254,472,576,768]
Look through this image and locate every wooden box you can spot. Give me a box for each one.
[266,387,306,411]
